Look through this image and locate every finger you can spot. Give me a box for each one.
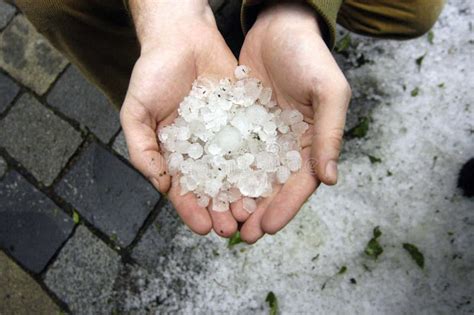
[311,78,351,185]
[209,209,238,238]
[120,97,171,193]
[240,187,281,244]
[230,199,250,222]
[261,148,319,234]
[168,176,212,235]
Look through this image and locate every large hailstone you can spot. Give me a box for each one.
[158,66,309,212]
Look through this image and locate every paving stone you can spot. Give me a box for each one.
[0,15,68,95]
[55,142,161,247]
[130,200,216,311]
[131,199,212,271]
[132,200,183,269]
[0,0,16,30]
[0,93,83,186]
[112,130,129,160]
[0,71,19,114]
[0,156,6,177]
[47,66,120,143]
[0,251,60,314]
[45,226,121,315]
[0,171,75,273]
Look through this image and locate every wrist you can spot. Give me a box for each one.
[254,1,322,36]
[129,0,215,50]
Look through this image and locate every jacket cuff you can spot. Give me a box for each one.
[241,0,343,50]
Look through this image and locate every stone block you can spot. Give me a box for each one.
[0,0,16,30]
[0,15,68,95]
[47,66,120,143]
[45,226,121,315]
[55,142,161,247]
[0,251,60,314]
[0,68,19,114]
[0,171,74,273]
[0,93,82,186]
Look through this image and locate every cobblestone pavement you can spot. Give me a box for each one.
[0,1,244,313]
[1,0,473,314]
[0,1,164,313]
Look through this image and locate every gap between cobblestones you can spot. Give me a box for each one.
[108,127,123,147]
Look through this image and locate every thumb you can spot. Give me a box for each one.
[311,79,351,185]
[120,94,171,193]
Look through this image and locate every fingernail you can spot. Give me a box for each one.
[325,160,338,184]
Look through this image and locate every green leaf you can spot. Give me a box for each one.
[403,243,425,269]
[337,266,347,275]
[365,227,383,260]
[72,210,80,224]
[438,82,445,88]
[335,34,351,53]
[411,87,420,97]
[427,31,434,44]
[373,226,382,238]
[415,54,426,69]
[365,238,383,259]
[110,233,118,242]
[347,117,370,138]
[265,291,278,315]
[368,155,382,164]
[228,231,243,248]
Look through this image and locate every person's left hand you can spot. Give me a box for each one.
[234,1,352,243]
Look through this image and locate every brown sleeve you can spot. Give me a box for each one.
[337,0,445,39]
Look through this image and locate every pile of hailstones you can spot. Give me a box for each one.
[158,66,308,213]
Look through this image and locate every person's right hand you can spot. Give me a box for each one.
[121,0,238,237]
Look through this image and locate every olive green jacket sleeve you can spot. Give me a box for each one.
[241,0,343,49]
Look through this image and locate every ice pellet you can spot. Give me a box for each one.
[158,66,308,211]
[243,197,257,213]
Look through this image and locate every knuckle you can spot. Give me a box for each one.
[328,133,343,152]
[310,74,351,106]
[314,128,344,152]
[341,80,352,103]
[309,75,326,97]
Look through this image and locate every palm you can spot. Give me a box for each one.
[235,30,319,242]
[235,4,351,242]
[121,25,239,236]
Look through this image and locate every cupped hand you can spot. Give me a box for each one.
[120,0,238,237]
[236,1,352,243]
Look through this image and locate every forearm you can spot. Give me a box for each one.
[128,0,214,48]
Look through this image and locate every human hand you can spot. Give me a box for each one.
[120,0,238,237]
[236,1,352,243]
